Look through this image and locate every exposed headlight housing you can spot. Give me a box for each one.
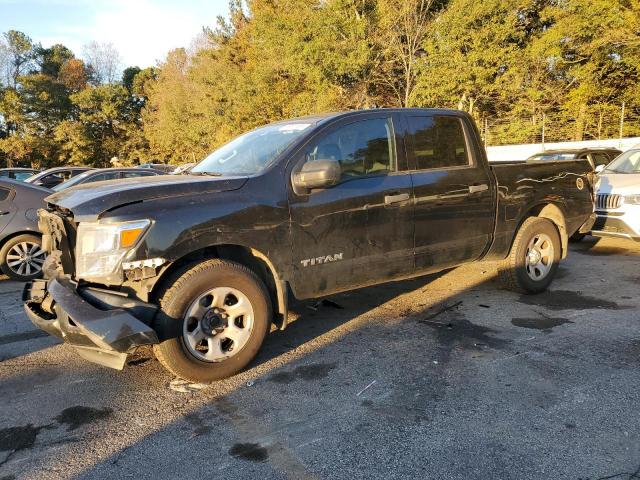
[624,194,640,205]
[76,220,150,282]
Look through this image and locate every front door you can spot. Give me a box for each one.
[288,113,414,299]
[405,113,495,272]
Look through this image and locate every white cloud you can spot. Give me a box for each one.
[27,0,228,68]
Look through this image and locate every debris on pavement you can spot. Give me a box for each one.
[307,299,344,311]
[169,379,208,393]
[418,301,463,324]
[356,380,377,397]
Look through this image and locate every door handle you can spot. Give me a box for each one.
[468,184,488,194]
[384,192,410,205]
[0,211,9,216]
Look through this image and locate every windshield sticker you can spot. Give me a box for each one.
[279,123,311,132]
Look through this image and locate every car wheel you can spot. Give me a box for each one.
[153,259,271,383]
[0,234,46,281]
[498,217,561,294]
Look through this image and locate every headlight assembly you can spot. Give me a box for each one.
[75,220,150,282]
[624,194,640,205]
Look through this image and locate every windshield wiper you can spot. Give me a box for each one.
[189,171,223,177]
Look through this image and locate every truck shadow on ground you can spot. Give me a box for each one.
[2,239,640,479]
[571,235,640,256]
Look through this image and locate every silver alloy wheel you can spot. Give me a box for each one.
[6,242,46,277]
[182,286,254,362]
[525,233,554,281]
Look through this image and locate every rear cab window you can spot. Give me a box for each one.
[407,115,472,170]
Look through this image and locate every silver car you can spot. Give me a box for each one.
[592,147,640,241]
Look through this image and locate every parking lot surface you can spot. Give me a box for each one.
[1,236,639,480]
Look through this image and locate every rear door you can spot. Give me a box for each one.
[288,113,414,298]
[0,186,16,235]
[406,113,495,271]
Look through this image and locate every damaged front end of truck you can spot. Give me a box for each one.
[23,208,160,369]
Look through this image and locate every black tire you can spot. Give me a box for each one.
[498,217,561,294]
[0,234,46,281]
[153,259,271,383]
[569,232,586,243]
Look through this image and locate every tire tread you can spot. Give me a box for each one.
[497,217,560,294]
[153,258,270,382]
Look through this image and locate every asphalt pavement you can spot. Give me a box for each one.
[1,236,639,480]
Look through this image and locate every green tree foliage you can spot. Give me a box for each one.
[1,0,639,167]
[0,31,147,168]
[0,30,35,87]
[56,84,145,167]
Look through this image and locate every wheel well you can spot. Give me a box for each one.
[150,244,286,324]
[524,203,568,258]
[0,230,41,252]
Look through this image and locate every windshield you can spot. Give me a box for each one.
[604,149,640,174]
[527,152,577,162]
[191,122,312,176]
[51,170,94,191]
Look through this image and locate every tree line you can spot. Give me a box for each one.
[1,0,638,168]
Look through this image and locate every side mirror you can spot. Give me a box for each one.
[292,160,341,191]
[595,164,605,174]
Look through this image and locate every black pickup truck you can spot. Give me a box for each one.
[24,109,595,382]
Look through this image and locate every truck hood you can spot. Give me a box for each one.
[46,174,248,222]
[597,173,640,195]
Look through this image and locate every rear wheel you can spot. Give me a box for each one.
[153,259,271,383]
[498,217,561,293]
[0,234,46,281]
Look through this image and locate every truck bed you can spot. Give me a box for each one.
[487,159,594,259]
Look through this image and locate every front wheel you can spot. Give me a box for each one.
[153,259,271,383]
[498,217,561,294]
[0,234,46,281]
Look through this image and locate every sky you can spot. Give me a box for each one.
[0,0,229,68]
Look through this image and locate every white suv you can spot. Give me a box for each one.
[592,147,640,241]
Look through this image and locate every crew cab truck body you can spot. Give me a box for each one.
[24,109,595,382]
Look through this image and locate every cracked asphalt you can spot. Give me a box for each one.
[1,236,639,480]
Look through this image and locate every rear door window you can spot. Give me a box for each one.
[408,116,471,170]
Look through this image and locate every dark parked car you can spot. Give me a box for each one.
[527,148,621,171]
[0,179,49,281]
[25,167,93,189]
[25,108,595,382]
[0,168,40,182]
[52,167,164,191]
[137,163,176,174]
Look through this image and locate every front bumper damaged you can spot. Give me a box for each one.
[23,278,159,370]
